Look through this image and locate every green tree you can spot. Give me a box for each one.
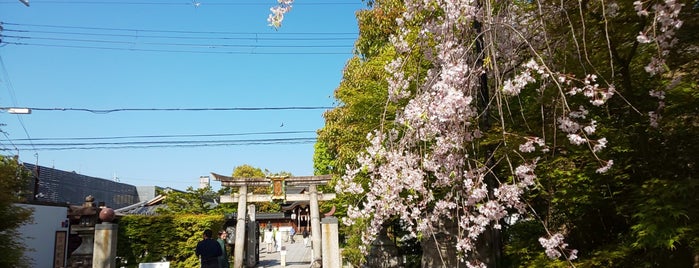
[230,164,286,212]
[231,164,266,178]
[158,186,224,215]
[0,155,34,268]
[500,1,699,267]
[117,214,224,268]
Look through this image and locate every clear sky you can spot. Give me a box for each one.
[0,0,365,191]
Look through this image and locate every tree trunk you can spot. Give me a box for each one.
[421,218,464,267]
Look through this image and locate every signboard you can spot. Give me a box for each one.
[271,177,286,200]
[53,231,67,268]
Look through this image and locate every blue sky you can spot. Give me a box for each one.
[0,0,365,191]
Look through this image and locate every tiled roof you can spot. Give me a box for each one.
[22,163,140,209]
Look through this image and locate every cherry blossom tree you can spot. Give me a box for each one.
[274,0,692,266]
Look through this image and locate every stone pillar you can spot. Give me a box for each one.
[233,186,247,268]
[93,223,118,268]
[321,217,340,268]
[309,184,322,264]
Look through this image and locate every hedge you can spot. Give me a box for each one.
[116,214,224,268]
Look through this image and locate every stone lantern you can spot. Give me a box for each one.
[67,195,99,268]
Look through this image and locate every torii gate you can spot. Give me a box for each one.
[211,173,335,268]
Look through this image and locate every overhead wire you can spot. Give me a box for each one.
[1,22,357,54]
[0,1,360,6]
[0,19,349,150]
[2,106,335,113]
[0,129,19,153]
[0,106,331,150]
[2,29,357,41]
[9,130,317,141]
[0,42,352,54]
[2,130,320,150]
[1,22,359,35]
[4,137,318,150]
[0,34,353,48]
[0,54,37,154]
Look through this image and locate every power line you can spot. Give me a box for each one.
[0,106,335,113]
[1,41,353,54]
[1,34,354,48]
[0,54,37,154]
[0,1,360,6]
[3,137,317,150]
[0,21,358,54]
[1,22,358,35]
[2,29,358,41]
[8,130,317,141]
[3,130,321,150]
[9,137,316,146]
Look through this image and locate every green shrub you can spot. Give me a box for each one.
[117,214,224,268]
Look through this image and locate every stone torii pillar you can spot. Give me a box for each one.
[308,184,322,265]
[233,185,247,268]
[212,173,334,268]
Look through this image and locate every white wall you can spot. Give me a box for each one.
[16,203,70,268]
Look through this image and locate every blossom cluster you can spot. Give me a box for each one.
[634,0,684,76]
[539,233,578,260]
[267,0,293,29]
[502,59,544,96]
[634,0,684,127]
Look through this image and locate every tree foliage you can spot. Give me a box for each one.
[0,155,34,268]
[231,164,287,212]
[117,214,224,268]
[157,186,226,215]
[309,0,698,267]
[501,1,699,267]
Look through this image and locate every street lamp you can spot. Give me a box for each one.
[4,107,32,114]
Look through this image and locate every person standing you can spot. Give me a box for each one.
[289,227,295,244]
[217,230,230,268]
[264,227,274,253]
[302,229,309,247]
[195,229,222,268]
[274,226,282,252]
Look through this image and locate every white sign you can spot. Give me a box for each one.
[138,262,170,268]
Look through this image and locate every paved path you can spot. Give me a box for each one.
[255,235,312,268]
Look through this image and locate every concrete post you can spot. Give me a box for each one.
[321,217,340,268]
[309,184,322,263]
[233,186,248,268]
[93,223,118,268]
[280,249,287,267]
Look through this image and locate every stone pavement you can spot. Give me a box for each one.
[255,235,312,268]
